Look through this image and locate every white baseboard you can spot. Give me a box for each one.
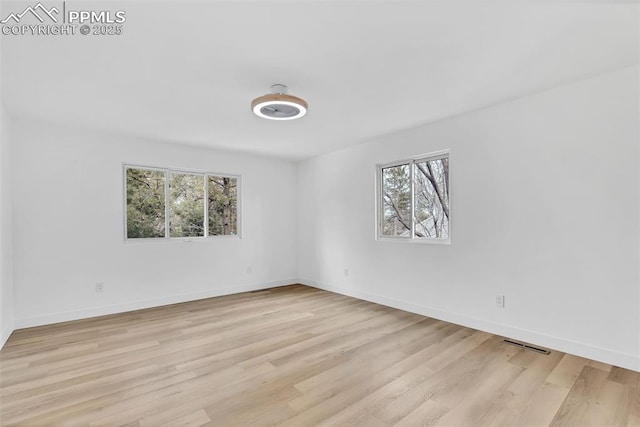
[13,279,298,330]
[0,323,14,350]
[300,278,640,372]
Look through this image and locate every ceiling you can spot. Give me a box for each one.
[1,1,638,160]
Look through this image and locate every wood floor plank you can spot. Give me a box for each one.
[550,365,614,426]
[516,381,573,427]
[157,408,211,427]
[394,399,450,427]
[0,284,638,426]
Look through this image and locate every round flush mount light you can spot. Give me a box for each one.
[251,84,308,120]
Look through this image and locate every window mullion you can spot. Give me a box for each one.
[410,161,416,239]
[123,166,128,240]
[164,170,170,238]
[204,175,209,238]
[377,166,382,238]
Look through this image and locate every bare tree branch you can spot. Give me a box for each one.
[442,159,449,199]
[417,163,449,219]
[384,192,424,238]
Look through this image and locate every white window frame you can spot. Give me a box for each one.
[376,149,450,244]
[123,164,242,242]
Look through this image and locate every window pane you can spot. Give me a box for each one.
[415,157,449,239]
[208,176,238,236]
[126,168,166,238]
[169,173,205,238]
[381,164,411,237]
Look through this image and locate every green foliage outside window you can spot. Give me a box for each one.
[126,167,239,239]
[170,173,205,238]
[126,169,166,238]
[208,176,238,236]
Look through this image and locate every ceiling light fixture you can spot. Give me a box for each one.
[251,84,308,120]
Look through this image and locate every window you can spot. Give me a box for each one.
[377,151,449,242]
[169,173,205,238]
[126,168,166,238]
[208,175,238,236]
[125,165,240,240]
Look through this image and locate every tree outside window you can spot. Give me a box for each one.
[379,152,449,241]
[125,166,239,240]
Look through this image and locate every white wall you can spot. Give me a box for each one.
[298,66,640,371]
[0,105,15,347]
[11,119,298,328]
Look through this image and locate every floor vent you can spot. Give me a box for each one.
[503,339,550,355]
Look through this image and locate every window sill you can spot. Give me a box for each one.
[376,236,450,245]
[123,235,242,244]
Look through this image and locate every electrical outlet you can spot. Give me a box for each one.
[344,268,349,277]
[496,295,505,308]
[95,282,104,293]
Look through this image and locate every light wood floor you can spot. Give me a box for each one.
[0,285,638,426]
